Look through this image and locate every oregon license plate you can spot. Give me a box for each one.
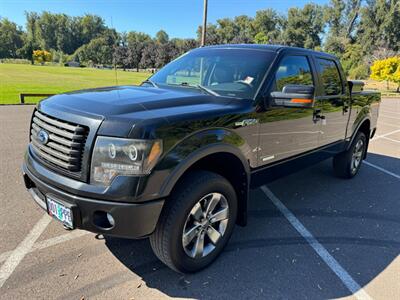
[47,197,73,228]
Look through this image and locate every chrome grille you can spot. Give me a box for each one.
[30,110,89,173]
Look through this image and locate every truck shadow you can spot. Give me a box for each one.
[105,153,400,299]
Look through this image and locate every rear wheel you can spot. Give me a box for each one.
[149,170,237,273]
[333,131,367,178]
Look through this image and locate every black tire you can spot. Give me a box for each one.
[149,170,238,273]
[333,131,367,178]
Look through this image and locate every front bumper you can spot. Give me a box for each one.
[22,162,164,239]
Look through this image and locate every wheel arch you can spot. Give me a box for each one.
[347,118,371,159]
[160,144,250,227]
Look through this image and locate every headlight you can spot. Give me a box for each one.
[90,137,162,186]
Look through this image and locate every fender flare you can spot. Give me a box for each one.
[346,116,371,159]
[159,143,250,197]
[346,115,372,151]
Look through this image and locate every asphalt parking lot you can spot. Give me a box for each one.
[0,98,399,300]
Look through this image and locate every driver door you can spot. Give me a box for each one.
[257,54,321,166]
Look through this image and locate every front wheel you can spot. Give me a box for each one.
[150,170,237,273]
[333,131,367,178]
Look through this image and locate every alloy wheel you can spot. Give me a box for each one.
[351,139,364,173]
[182,192,229,258]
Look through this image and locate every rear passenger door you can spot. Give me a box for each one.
[314,57,350,146]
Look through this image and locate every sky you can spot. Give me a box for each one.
[0,0,329,39]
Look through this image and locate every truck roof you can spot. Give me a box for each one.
[200,44,337,59]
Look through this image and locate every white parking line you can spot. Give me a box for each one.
[0,230,90,264]
[380,110,400,115]
[33,230,90,252]
[0,214,51,289]
[372,129,400,140]
[382,137,400,143]
[378,115,400,120]
[377,121,400,128]
[364,161,400,180]
[260,186,372,300]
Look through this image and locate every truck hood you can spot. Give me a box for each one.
[38,86,249,138]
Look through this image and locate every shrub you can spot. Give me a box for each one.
[32,50,52,65]
[370,56,400,91]
[0,58,31,64]
[50,50,69,65]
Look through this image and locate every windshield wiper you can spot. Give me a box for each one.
[196,84,220,97]
[167,82,220,97]
[142,79,159,88]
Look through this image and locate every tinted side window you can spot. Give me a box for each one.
[273,55,313,92]
[316,59,343,96]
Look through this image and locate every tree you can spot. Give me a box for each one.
[113,45,129,70]
[216,18,239,43]
[252,9,284,44]
[74,30,117,66]
[341,43,364,75]
[283,4,325,49]
[357,0,400,54]
[126,31,152,45]
[344,0,362,39]
[283,4,324,49]
[16,12,41,63]
[171,38,198,54]
[1,4,399,82]
[127,42,144,71]
[232,15,254,43]
[254,32,269,44]
[155,30,169,44]
[155,42,177,68]
[119,32,128,47]
[197,15,255,45]
[179,39,198,53]
[197,24,222,45]
[140,42,157,69]
[323,0,347,55]
[36,11,58,50]
[324,0,361,44]
[15,12,108,57]
[54,14,75,54]
[78,14,107,45]
[0,18,23,58]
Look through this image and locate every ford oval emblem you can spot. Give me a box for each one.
[37,129,50,145]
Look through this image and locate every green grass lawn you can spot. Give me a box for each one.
[2,63,398,105]
[0,64,151,104]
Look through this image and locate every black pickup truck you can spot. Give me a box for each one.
[23,45,380,273]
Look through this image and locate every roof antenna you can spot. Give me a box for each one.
[201,0,208,47]
[114,64,119,86]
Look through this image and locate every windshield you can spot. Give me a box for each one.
[150,48,276,99]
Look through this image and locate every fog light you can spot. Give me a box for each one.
[106,213,115,227]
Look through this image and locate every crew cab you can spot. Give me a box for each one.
[23,45,380,273]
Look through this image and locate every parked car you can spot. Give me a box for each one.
[23,45,380,273]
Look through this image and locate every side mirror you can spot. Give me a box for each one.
[270,84,315,108]
[348,80,364,94]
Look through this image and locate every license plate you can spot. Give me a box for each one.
[47,197,73,228]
